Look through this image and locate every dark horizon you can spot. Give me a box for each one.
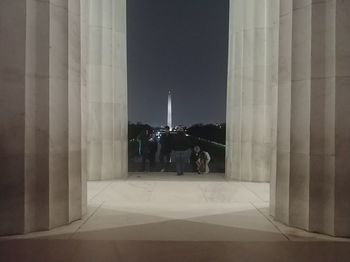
[128,121,226,129]
[127,0,230,127]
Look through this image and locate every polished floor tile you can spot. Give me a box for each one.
[1,173,349,261]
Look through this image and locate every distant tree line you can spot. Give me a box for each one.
[128,122,152,141]
[128,122,226,145]
[187,123,226,145]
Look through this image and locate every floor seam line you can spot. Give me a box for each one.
[147,181,156,202]
[69,201,105,240]
[240,183,267,203]
[198,183,209,203]
[89,181,115,202]
[250,202,291,241]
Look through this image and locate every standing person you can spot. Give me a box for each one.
[137,128,150,171]
[159,126,172,172]
[147,133,158,172]
[171,127,192,176]
[190,145,201,173]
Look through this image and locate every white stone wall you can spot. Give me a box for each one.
[86,0,128,180]
[226,0,279,182]
[0,0,85,234]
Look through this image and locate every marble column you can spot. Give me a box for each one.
[86,0,128,180]
[272,0,350,237]
[81,0,88,215]
[226,0,279,182]
[0,0,85,235]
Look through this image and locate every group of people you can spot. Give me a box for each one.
[137,126,211,176]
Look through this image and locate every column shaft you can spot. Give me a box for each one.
[86,0,128,180]
[226,0,279,182]
[273,0,350,237]
[0,0,85,235]
[0,0,27,235]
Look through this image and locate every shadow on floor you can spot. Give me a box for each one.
[1,238,350,262]
[1,207,350,261]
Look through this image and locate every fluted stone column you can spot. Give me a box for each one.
[81,0,88,214]
[226,0,279,182]
[272,0,350,237]
[86,0,128,180]
[0,0,85,235]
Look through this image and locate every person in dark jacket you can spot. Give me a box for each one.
[171,127,192,176]
[159,126,172,172]
[137,128,150,171]
[190,145,201,173]
[147,133,158,172]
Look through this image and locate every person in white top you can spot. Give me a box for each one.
[197,149,211,174]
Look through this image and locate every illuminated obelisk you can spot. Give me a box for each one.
[167,91,172,130]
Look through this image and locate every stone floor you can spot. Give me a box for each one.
[1,173,350,261]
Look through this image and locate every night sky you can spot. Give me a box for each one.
[127,0,229,127]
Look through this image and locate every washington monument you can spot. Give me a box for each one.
[167,91,172,130]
